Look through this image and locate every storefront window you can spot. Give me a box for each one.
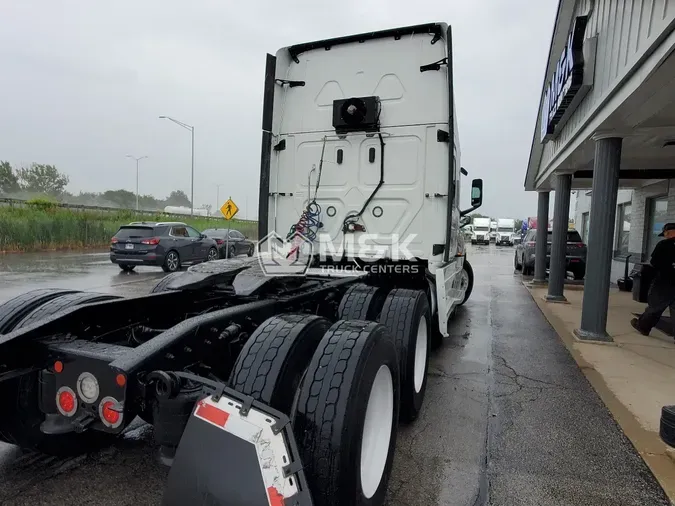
[616,203,631,256]
[646,197,668,258]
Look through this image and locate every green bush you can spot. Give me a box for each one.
[0,206,258,252]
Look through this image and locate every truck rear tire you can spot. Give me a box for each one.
[459,260,474,306]
[337,284,388,321]
[378,289,430,423]
[13,292,120,330]
[293,320,399,506]
[0,289,78,334]
[229,314,330,415]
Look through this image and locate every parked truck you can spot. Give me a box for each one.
[496,218,515,246]
[0,23,483,506]
[471,217,491,245]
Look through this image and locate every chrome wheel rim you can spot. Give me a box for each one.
[208,248,218,261]
[167,253,178,271]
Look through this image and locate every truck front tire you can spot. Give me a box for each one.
[459,260,474,306]
[293,320,399,506]
[378,289,430,423]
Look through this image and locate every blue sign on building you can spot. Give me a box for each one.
[540,15,589,142]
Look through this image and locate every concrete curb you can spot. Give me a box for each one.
[525,284,675,504]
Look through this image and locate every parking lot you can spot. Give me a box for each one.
[0,245,668,506]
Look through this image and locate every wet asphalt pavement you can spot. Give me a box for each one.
[0,246,669,505]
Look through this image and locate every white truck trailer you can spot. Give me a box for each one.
[0,23,483,506]
[471,217,491,245]
[496,218,515,246]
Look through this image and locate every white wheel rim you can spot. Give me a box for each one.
[413,317,428,393]
[360,365,394,499]
[208,249,217,260]
[460,269,469,290]
[168,254,178,270]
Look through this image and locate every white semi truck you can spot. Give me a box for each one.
[496,218,516,246]
[0,23,483,506]
[471,217,491,245]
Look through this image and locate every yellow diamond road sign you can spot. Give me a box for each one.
[220,198,239,220]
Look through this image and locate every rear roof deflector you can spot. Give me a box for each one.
[288,23,444,63]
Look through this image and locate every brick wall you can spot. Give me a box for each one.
[569,180,675,282]
[628,180,670,260]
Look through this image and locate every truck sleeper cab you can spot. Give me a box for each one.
[0,23,483,506]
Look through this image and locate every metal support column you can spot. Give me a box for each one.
[532,191,550,284]
[576,136,622,342]
[546,174,572,302]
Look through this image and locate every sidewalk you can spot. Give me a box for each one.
[526,284,675,502]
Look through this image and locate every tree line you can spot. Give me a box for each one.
[0,161,193,211]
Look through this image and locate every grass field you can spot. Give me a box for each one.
[0,205,258,253]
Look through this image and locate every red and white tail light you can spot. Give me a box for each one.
[98,396,124,429]
[56,386,78,417]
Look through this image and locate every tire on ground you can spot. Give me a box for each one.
[229,314,330,415]
[337,284,388,321]
[151,272,185,293]
[0,289,78,334]
[293,320,399,506]
[459,260,474,305]
[378,289,431,423]
[13,292,121,330]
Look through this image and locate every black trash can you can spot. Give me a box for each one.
[632,263,656,303]
[660,405,675,448]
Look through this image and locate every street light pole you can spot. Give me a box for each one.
[126,155,148,211]
[159,116,195,216]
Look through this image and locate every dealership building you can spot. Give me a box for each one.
[525,0,675,340]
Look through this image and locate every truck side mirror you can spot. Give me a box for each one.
[460,178,484,217]
[471,179,483,207]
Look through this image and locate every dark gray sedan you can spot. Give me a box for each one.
[202,228,255,258]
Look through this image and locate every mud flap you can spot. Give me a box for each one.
[162,389,313,506]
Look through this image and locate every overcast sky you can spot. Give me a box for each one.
[0,0,558,219]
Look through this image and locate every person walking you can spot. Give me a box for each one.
[631,223,675,337]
